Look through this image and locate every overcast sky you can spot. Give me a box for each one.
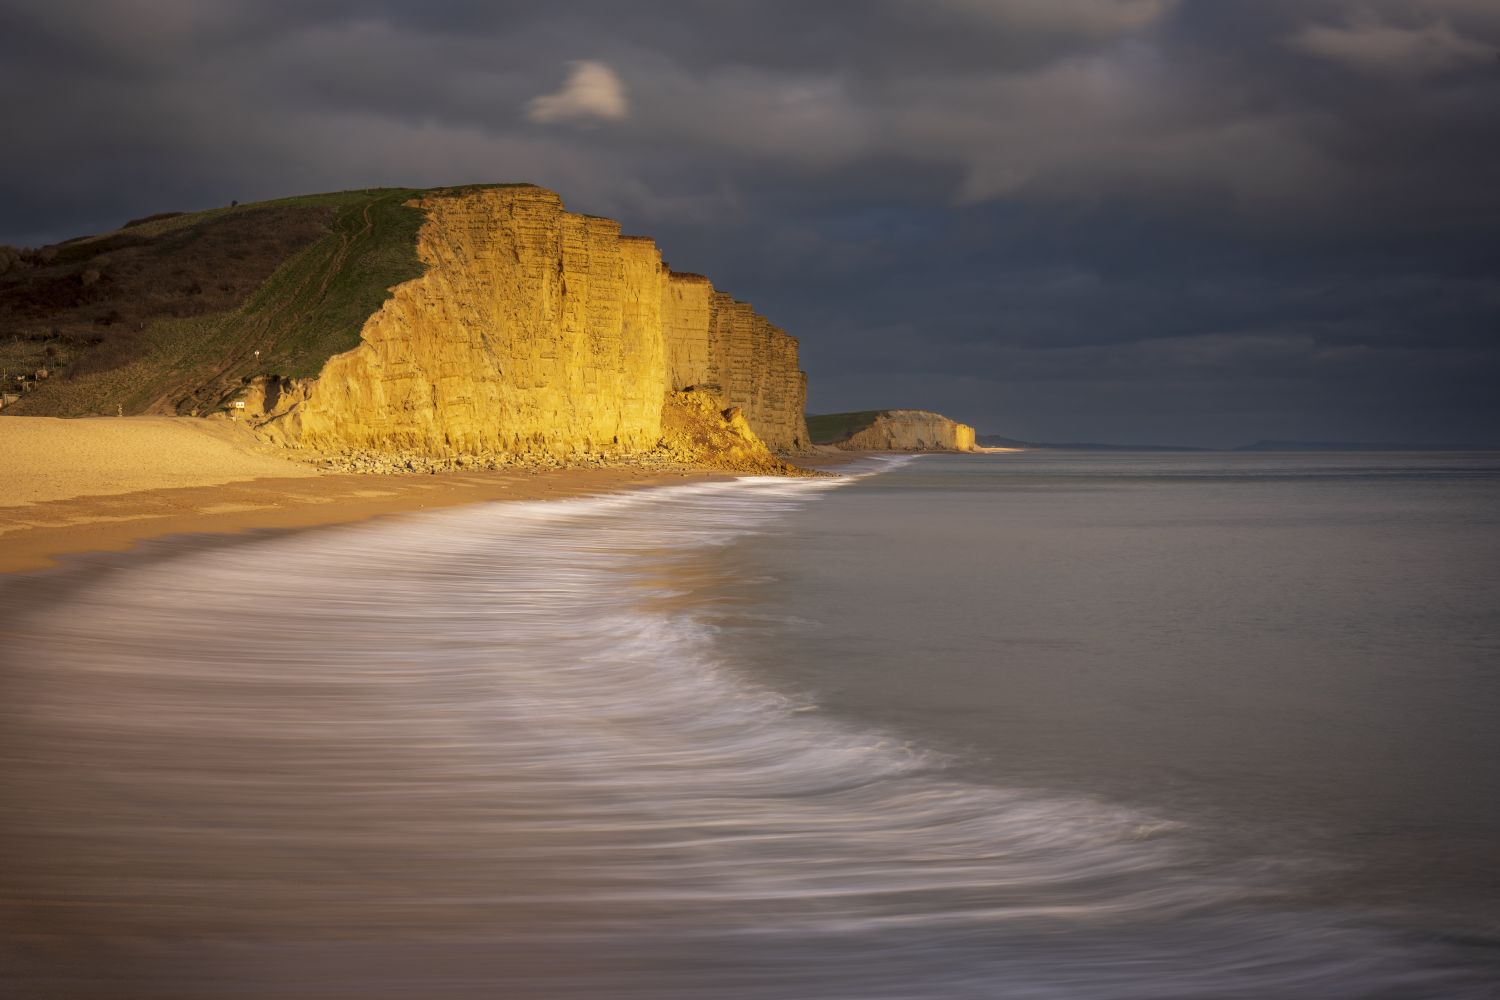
[3,0,1497,445]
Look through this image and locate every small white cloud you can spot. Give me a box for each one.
[1290,16,1492,80]
[527,60,629,124]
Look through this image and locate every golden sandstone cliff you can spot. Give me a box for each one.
[245,186,810,468]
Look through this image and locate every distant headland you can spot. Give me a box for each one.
[809,410,977,452]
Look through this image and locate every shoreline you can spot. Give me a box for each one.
[0,464,729,576]
[0,418,966,577]
[1,414,756,576]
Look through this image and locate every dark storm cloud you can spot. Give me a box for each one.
[3,0,1497,445]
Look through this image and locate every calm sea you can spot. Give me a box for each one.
[2,451,1497,997]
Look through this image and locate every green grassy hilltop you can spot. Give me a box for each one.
[0,187,439,416]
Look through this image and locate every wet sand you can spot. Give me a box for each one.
[1,466,726,575]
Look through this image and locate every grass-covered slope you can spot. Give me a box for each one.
[806,410,884,445]
[0,187,430,416]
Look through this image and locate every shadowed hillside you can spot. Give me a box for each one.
[807,410,883,445]
[0,187,454,416]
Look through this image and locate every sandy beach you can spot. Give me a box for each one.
[0,416,721,575]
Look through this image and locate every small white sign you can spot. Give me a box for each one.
[232,401,246,409]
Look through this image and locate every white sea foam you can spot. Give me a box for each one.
[0,464,1491,997]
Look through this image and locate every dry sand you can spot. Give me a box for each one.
[2,416,320,504]
[0,416,720,575]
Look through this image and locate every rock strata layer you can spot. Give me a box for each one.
[249,186,810,460]
[663,274,810,453]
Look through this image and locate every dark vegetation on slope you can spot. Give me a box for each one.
[0,188,430,416]
[806,410,884,445]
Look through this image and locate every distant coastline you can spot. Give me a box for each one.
[977,434,1499,453]
[1231,439,1500,452]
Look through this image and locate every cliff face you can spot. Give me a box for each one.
[252,186,810,460]
[662,274,810,452]
[813,409,977,452]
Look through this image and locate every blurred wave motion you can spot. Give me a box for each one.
[1,458,1495,997]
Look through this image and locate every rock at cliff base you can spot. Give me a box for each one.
[658,391,807,474]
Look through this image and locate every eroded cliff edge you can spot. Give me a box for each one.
[244,185,811,466]
[808,409,977,452]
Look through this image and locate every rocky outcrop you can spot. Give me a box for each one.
[657,390,806,474]
[248,185,811,462]
[812,409,976,452]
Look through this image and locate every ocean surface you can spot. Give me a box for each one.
[2,451,1498,998]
